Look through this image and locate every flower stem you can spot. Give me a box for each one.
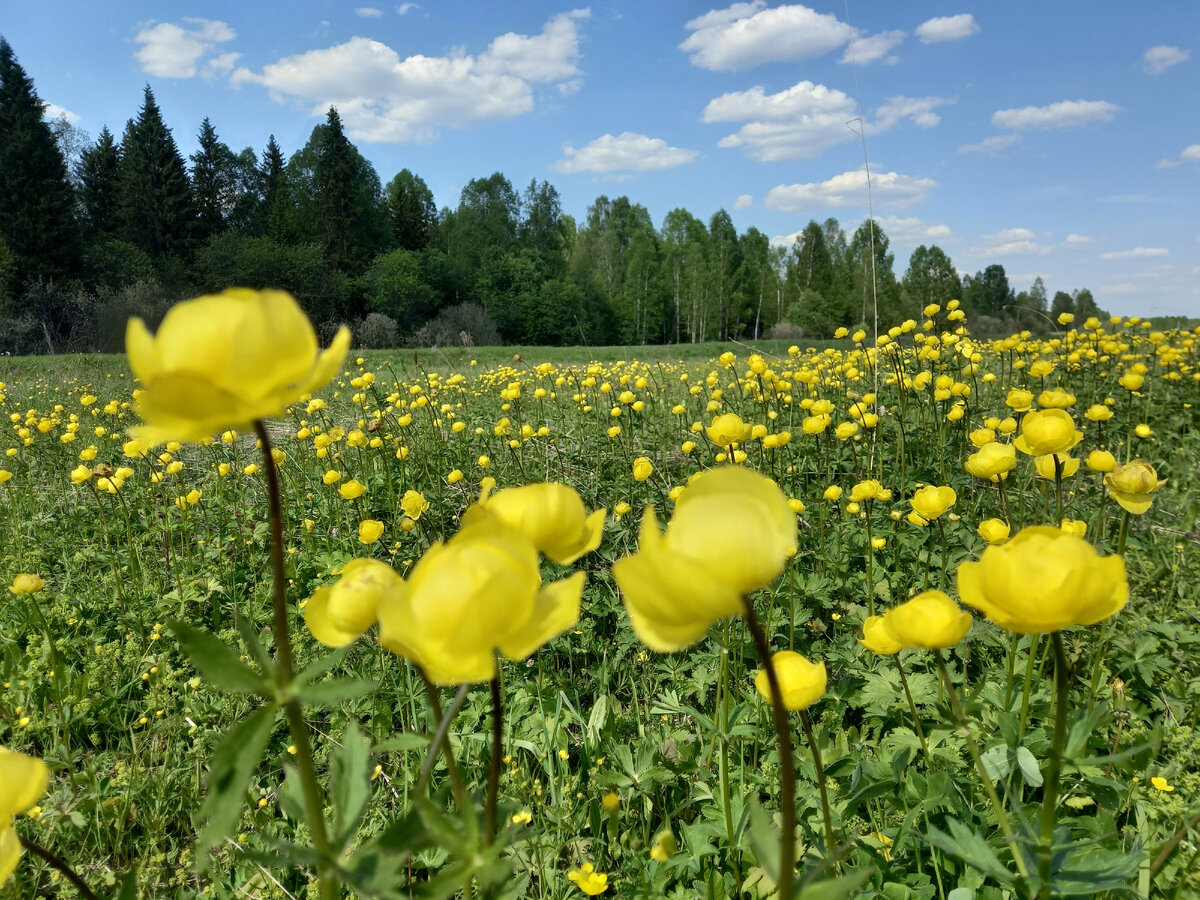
[741,598,795,898]
[800,709,838,857]
[18,834,100,900]
[1037,633,1071,899]
[255,421,336,900]
[895,654,931,764]
[934,650,1030,881]
[483,674,503,848]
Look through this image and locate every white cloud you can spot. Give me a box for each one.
[43,102,80,124]
[957,133,1020,154]
[705,80,951,162]
[396,3,418,13]
[976,227,1053,256]
[1143,45,1189,75]
[1183,144,1200,160]
[840,30,905,65]
[1100,247,1169,259]
[765,169,936,211]
[915,14,979,44]
[991,100,1119,131]
[231,10,590,142]
[877,215,951,244]
[355,7,383,17]
[679,2,851,71]
[134,18,236,79]
[770,229,803,248]
[205,52,241,75]
[734,193,753,209]
[551,132,698,175]
[1063,234,1092,248]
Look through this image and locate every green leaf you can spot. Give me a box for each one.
[980,745,1010,781]
[792,867,874,899]
[924,819,1016,884]
[374,732,432,753]
[1016,746,1043,788]
[278,763,307,823]
[294,645,352,687]
[291,677,378,705]
[195,703,278,871]
[746,799,780,882]
[112,867,138,900]
[168,620,268,695]
[331,719,372,848]
[1064,702,1108,758]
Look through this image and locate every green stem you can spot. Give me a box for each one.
[800,709,838,857]
[1037,633,1071,899]
[935,650,1030,881]
[18,834,100,900]
[255,421,336,900]
[1116,509,1131,558]
[895,654,931,763]
[741,598,796,897]
[483,674,503,849]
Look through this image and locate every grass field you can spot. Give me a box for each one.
[1,307,1198,900]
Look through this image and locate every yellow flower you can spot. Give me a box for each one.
[304,559,402,647]
[1060,519,1087,538]
[601,792,620,814]
[1005,389,1034,413]
[471,483,605,565]
[377,514,584,684]
[1135,423,1153,439]
[1,746,50,886]
[8,574,44,595]
[632,456,653,482]
[1014,409,1083,457]
[859,616,903,655]
[446,469,464,484]
[400,489,430,520]
[358,519,385,544]
[70,464,93,485]
[1105,460,1166,514]
[910,485,956,522]
[125,288,350,444]
[977,518,1011,544]
[1086,450,1116,473]
[568,862,608,895]
[754,650,826,710]
[1034,453,1080,480]
[849,479,884,503]
[957,526,1127,634]
[322,469,342,485]
[1118,371,1144,391]
[879,590,971,650]
[649,828,677,862]
[612,468,796,652]
[706,412,752,447]
[339,479,366,500]
[964,442,1017,481]
[1151,776,1174,792]
[823,485,843,502]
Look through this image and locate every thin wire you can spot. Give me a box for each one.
[842,0,881,472]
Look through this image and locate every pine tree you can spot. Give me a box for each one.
[260,135,292,240]
[76,126,121,238]
[117,86,195,259]
[0,37,79,282]
[315,107,363,271]
[190,116,234,241]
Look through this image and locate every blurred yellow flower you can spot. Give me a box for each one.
[8,574,44,595]
[859,615,903,655]
[567,862,608,895]
[878,590,971,650]
[1151,776,1174,792]
[358,519,385,544]
[0,746,49,886]
[125,288,349,444]
[754,650,826,710]
[471,483,605,565]
[304,559,402,647]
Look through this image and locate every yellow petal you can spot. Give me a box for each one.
[1111,490,1153,515]
[303,587,363,648]
[302,325,352,396]
[125,317,159,382]
[0,826,21,887]
[0,748,49,816]
[498,572,585,661]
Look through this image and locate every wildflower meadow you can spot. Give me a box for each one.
[2,291,1199,900]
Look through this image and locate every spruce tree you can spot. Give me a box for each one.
[314,107,362,271]
[117,86,195,259]
[76,126,121,238]
[260,135,292,240]
[0,37,79,282]
[190,116,234,241]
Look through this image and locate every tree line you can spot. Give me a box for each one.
[0,36,1104,354]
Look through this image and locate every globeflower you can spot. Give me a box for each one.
[1013,409,1083,457]
[632,457,653,482]
[859,616,903,655]
[964,442,1017,481]
[304,559,403,647]
[706,412,752,447]
[753,651,826,710]
[1104,460,1166,514]
[567,862,609,895]
[469,482,605,565]
[909,485,956,523]
[125,288,350,444]
[358,519,384,544]
[8,574,44,595]
[957,526,1127,634]
[977,518,1011,544]
[877,590,971,650]
[612,468,796,652]
[1,746,49,886]
[377,512,585,684]
[1034,453,1080,480]
[400,489,430,520]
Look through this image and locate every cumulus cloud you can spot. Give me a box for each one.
[1100,247,1169,259]
[1063,234,1092,248]
[705,80,951,162]
[679,2,852,71]
[43,102,80,124]
[134,18,236,79]
[1156,143,1200,168]
[840,30,905,65]
[764,169,936,211]
[1143,45,1189,74]
[396,3,419,13]
[734,193,753,209]
[878,215,951,244]
[991,100,1119,131]
[976,227,1053,256]
[231,9,590,142]
[355,7,383,17]
[957,133,1020,154]
[915,14,979,44]
[551,132,698,175]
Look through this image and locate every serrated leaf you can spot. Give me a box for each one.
[195,704,278,871]
[331,720,372,849]
[924,819,1015,884]
[169,620,268,695]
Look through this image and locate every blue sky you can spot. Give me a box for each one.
[5,1,1198,315]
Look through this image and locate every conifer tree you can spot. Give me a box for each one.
[190,116,234,241]
[117,86,194,259]
[260,135,292,241]
[0,37,79,282]
[76,126,121,238]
